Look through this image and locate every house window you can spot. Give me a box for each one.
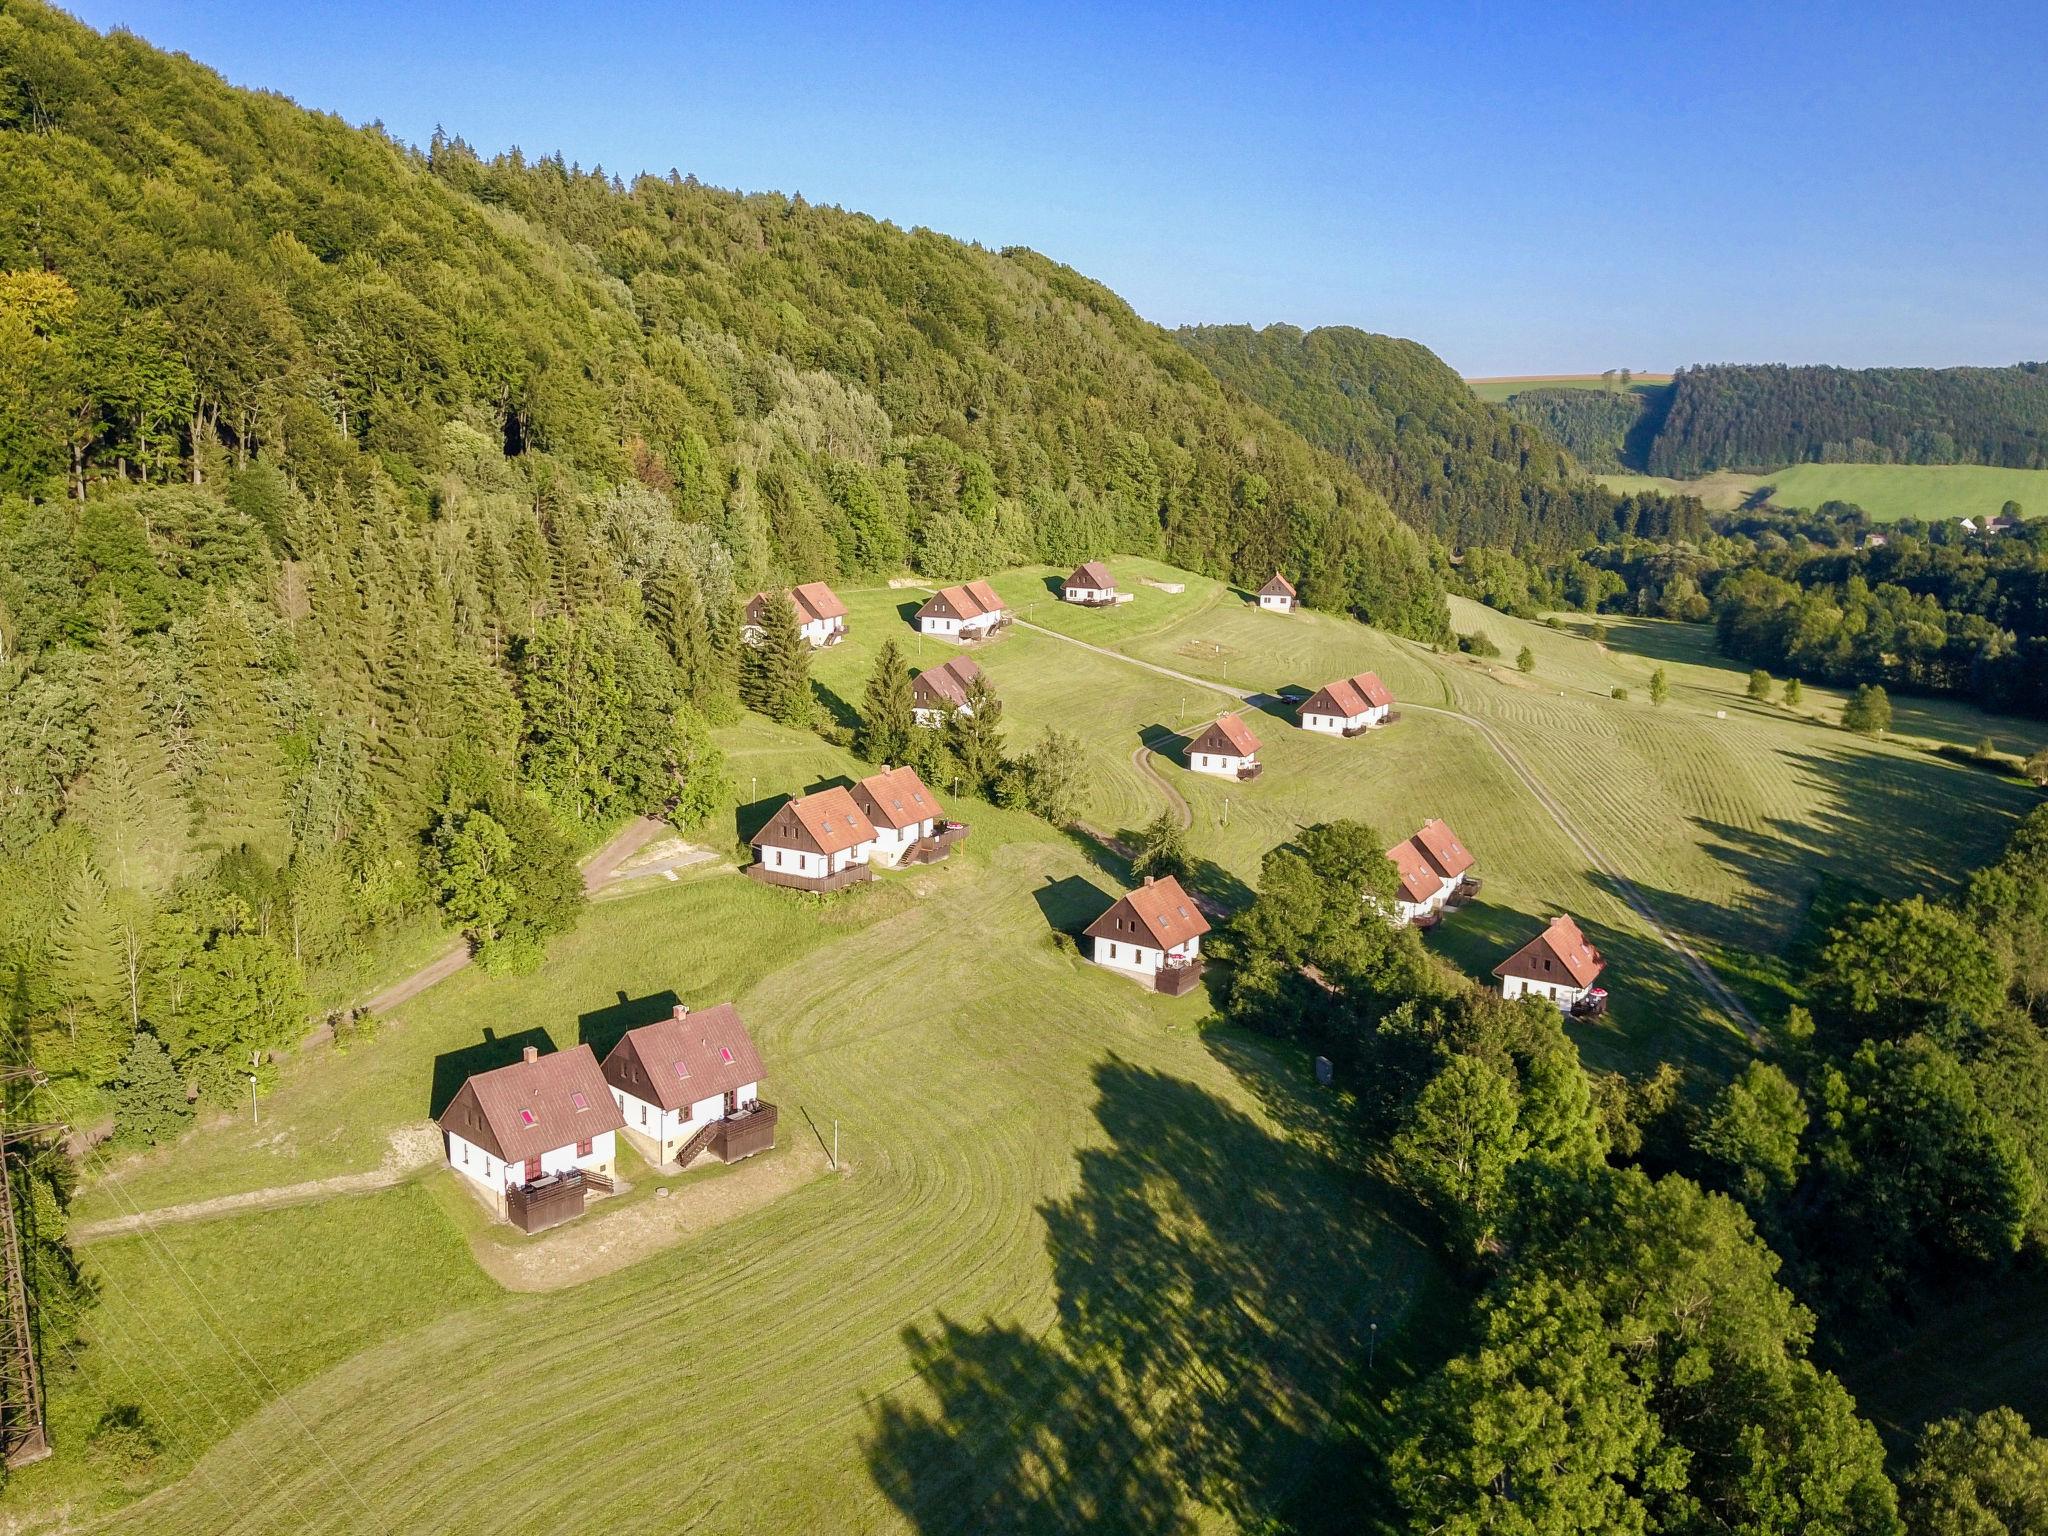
[460,1141,468,1165]
[485,1159,494,1179]
[639,1104,648,1126]
[518,1108,537,1128]
[572,1091,588,1113]
[719,1046,735,1064]
[576,1138,593,1158]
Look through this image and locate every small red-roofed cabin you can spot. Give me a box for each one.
[1257,572,1296,612]
[744,582,847,648]
[438,1043,627,1230]
[1494,915,1605,1009]
[600,1002,775,1169]
[912,655,982,726]
[1083,875,1211,995]
[915,579,1009,640]
[1063,561,1123,606]
[1299,672,1393,735]
[747,785,878,892]
[1185,714,1263,780]
[1384,818,1476,924]
[852,765,964,866]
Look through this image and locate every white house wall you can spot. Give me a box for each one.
[1189,752,1251,778]
[1091,934,1200,976]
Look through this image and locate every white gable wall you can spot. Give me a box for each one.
[1189,751,1253,779]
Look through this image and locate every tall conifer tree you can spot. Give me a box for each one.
[855,640,915,766]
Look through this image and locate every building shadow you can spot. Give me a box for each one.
[427,1026,558,1119]
[1032,874,1113,938]
[576,987,684,1060]
[733,776,858,846]
[896,598,925,629]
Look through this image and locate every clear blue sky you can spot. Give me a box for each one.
[67,0,2048,375]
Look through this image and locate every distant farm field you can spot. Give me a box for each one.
[21,558,2045,1535]
[1465,372,1670,403]
[1598,461,2048,521]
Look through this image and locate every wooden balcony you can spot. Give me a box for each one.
[1446,876,1481,908]
[506,1170,590,1234]
[1154,958,1205,997]
[902,821,970,865]
[710,1100,778,1163]
[1236,762,1264,781]
[1064,594,1118,607]
[746,860,874,894]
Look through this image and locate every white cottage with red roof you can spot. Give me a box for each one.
[1257,572,1297,612]
[852,765,962,866]
[747,784,878,891]
[916,579,1009,640]
[1083,875,1211,995]
[438,1043,626,1229]
[1494,915,1605,1009]
[1384,818,1476,925]
[1063,561,1123,606]
[1185,714,1263,780]
[744,581,848,648]
[912,655,982,727]
[1299,672,1393,735]
[601,1002,775,1169]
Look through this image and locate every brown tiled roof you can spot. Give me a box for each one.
[746,582,846,628]
[1493,915,1604,989]
[1259,572,1296,598]
[601,1003,765,1113]
[1068,561,1115,590]
[917,580,1006,622]
[791,581,846,623]
[1300,671,1392,719]
[1385,838,1439,906]
[853,765,945,831]
[1187,714,1261,759]
[438,1043,625,1164]
[1413,818,1474,880]
[912,655,982,710]
[1084,875,1212,951]
[749,785,876,855]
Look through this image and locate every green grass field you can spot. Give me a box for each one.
[19,558,2047,1533]
[1599,462,2048,522]
[1465,373,1671,403]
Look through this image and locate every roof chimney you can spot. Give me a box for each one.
[671,1003,690,1022]
[521,1045,538,1064]
[1143,875,1156,887]
[880,764,890,774]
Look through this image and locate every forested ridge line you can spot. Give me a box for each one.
[1177,322,1709,553]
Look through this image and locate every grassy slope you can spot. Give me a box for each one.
[30,563,2046,1529]
[25,718,1435,1535]
[1600,462,2048,521]
[1465,374,1671,403]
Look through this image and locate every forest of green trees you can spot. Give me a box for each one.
[1501,383,1660,471]
[1648,363,2048,476]
[0,0,1458,1165]
[1218,807,2048,1533]
[1177,323,1709,552]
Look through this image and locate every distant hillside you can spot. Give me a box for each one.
[1500,386,1664,473]
[1177,324,1705,552]
[1646,363,2048,476]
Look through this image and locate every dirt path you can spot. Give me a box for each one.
[74,1126,442,1242]
[1132,744,1192,830]
[463,1142,836,1292]
[1019,620,1764,1042]
[353,815,674,1021]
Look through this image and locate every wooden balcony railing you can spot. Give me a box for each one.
[710,1101,779,1163]
[746,861,874,893]
[1154,958,1206,997]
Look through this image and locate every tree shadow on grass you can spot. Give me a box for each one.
[427,1026,559,1118]
[865,1059,1431,1534]
[575,987,683,1061]
[813,680,861,736]
[1594,615,1720,669]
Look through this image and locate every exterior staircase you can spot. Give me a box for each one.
[673,1120,719,1169]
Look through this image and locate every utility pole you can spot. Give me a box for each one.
[832,1120,839,1172]
[249,1050,260,1126]
[0,1067,62,1467]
